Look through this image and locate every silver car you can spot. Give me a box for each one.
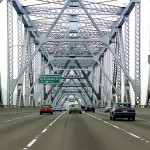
[104,105,112,113]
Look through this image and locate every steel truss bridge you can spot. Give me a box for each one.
[0,0,150,107]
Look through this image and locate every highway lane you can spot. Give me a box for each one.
[24,110,150,150]
[96,109,150,143]
[0,110,149,150]
[0,111,61,150]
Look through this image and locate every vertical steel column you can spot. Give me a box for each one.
[116,29,122,102]
[111,42,117,104]
[16,14,24,107]
[24,29,30,106]
[146,65,150,106]
[29,37,35,107]
[135,2,141,105]
[104,53,108,102]
[7,0,13,107]
[124,16,131,103]
[0,72,3,106]
[98,63,102,100]
[99,62,102,103]
[107,50,111,105]
[41,55,45,104]
[93,65,100,103]
[101,57,106,104]
[35,51,42,106]
[96,65,100,93]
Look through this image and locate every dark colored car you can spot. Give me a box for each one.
[85,105,95,113]
[110,102,136,121]
[40,105,53,115]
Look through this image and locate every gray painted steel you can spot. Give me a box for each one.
[4,0,145,107]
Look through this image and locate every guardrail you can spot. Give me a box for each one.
[133,105,150,108]
[0,105,39,108]
[99,105,150,108]
[0,106,39,115]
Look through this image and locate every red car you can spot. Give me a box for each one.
[40,105,53,115]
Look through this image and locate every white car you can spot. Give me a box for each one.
[53,106,62,112]
[105,106,112,113]
[69,104,82,114]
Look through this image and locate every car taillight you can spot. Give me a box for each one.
[128,109,135,112]
[114,109,122,112]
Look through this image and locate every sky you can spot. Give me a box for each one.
[0,0,150,105]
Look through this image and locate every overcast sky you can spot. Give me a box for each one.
[0,0,150,105]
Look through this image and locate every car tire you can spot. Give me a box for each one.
[110,116,112,120]
[93,110,95,113]
[69,111,71,114]
[132,117,135,121]
[51,112,53,115]
[112,116,116,121]
[40,113,42,115]
[79,112,82,114]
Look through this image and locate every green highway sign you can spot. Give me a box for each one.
[38,74,60,84]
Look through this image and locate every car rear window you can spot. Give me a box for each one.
[70,104,80,107]
[42,105,51,108]
[116,103,131,108]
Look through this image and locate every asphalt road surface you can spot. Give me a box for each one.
[0,109,150,150]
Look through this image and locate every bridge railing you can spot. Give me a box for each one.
[0,105,39,115]
[133,105,150,108]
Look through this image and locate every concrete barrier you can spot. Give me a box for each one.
[135,108,150,115]
[0,107,38,115]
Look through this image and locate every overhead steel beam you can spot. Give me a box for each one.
[45,60,70,101]
[110,0,140,38]
[41,38,107,44]
[73,70,92,101]
[46,0,70,36]
[75,60,99,99]
[51,70,71,102]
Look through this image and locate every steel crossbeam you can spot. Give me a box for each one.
[5,0,143,107]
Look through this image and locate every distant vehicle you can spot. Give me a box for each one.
[85,105,95,113]
[69,104,82,114]
[110,102,136,121]
[104,105,112,113]
[53,106,62,112]
[40,105,53,115]
[81,105,85,110]
[61,107,67,111]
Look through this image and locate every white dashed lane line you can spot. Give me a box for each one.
[85,113,150,143]
[26,139,37,148]
[136,117,150,123]
[23,112,66,149]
